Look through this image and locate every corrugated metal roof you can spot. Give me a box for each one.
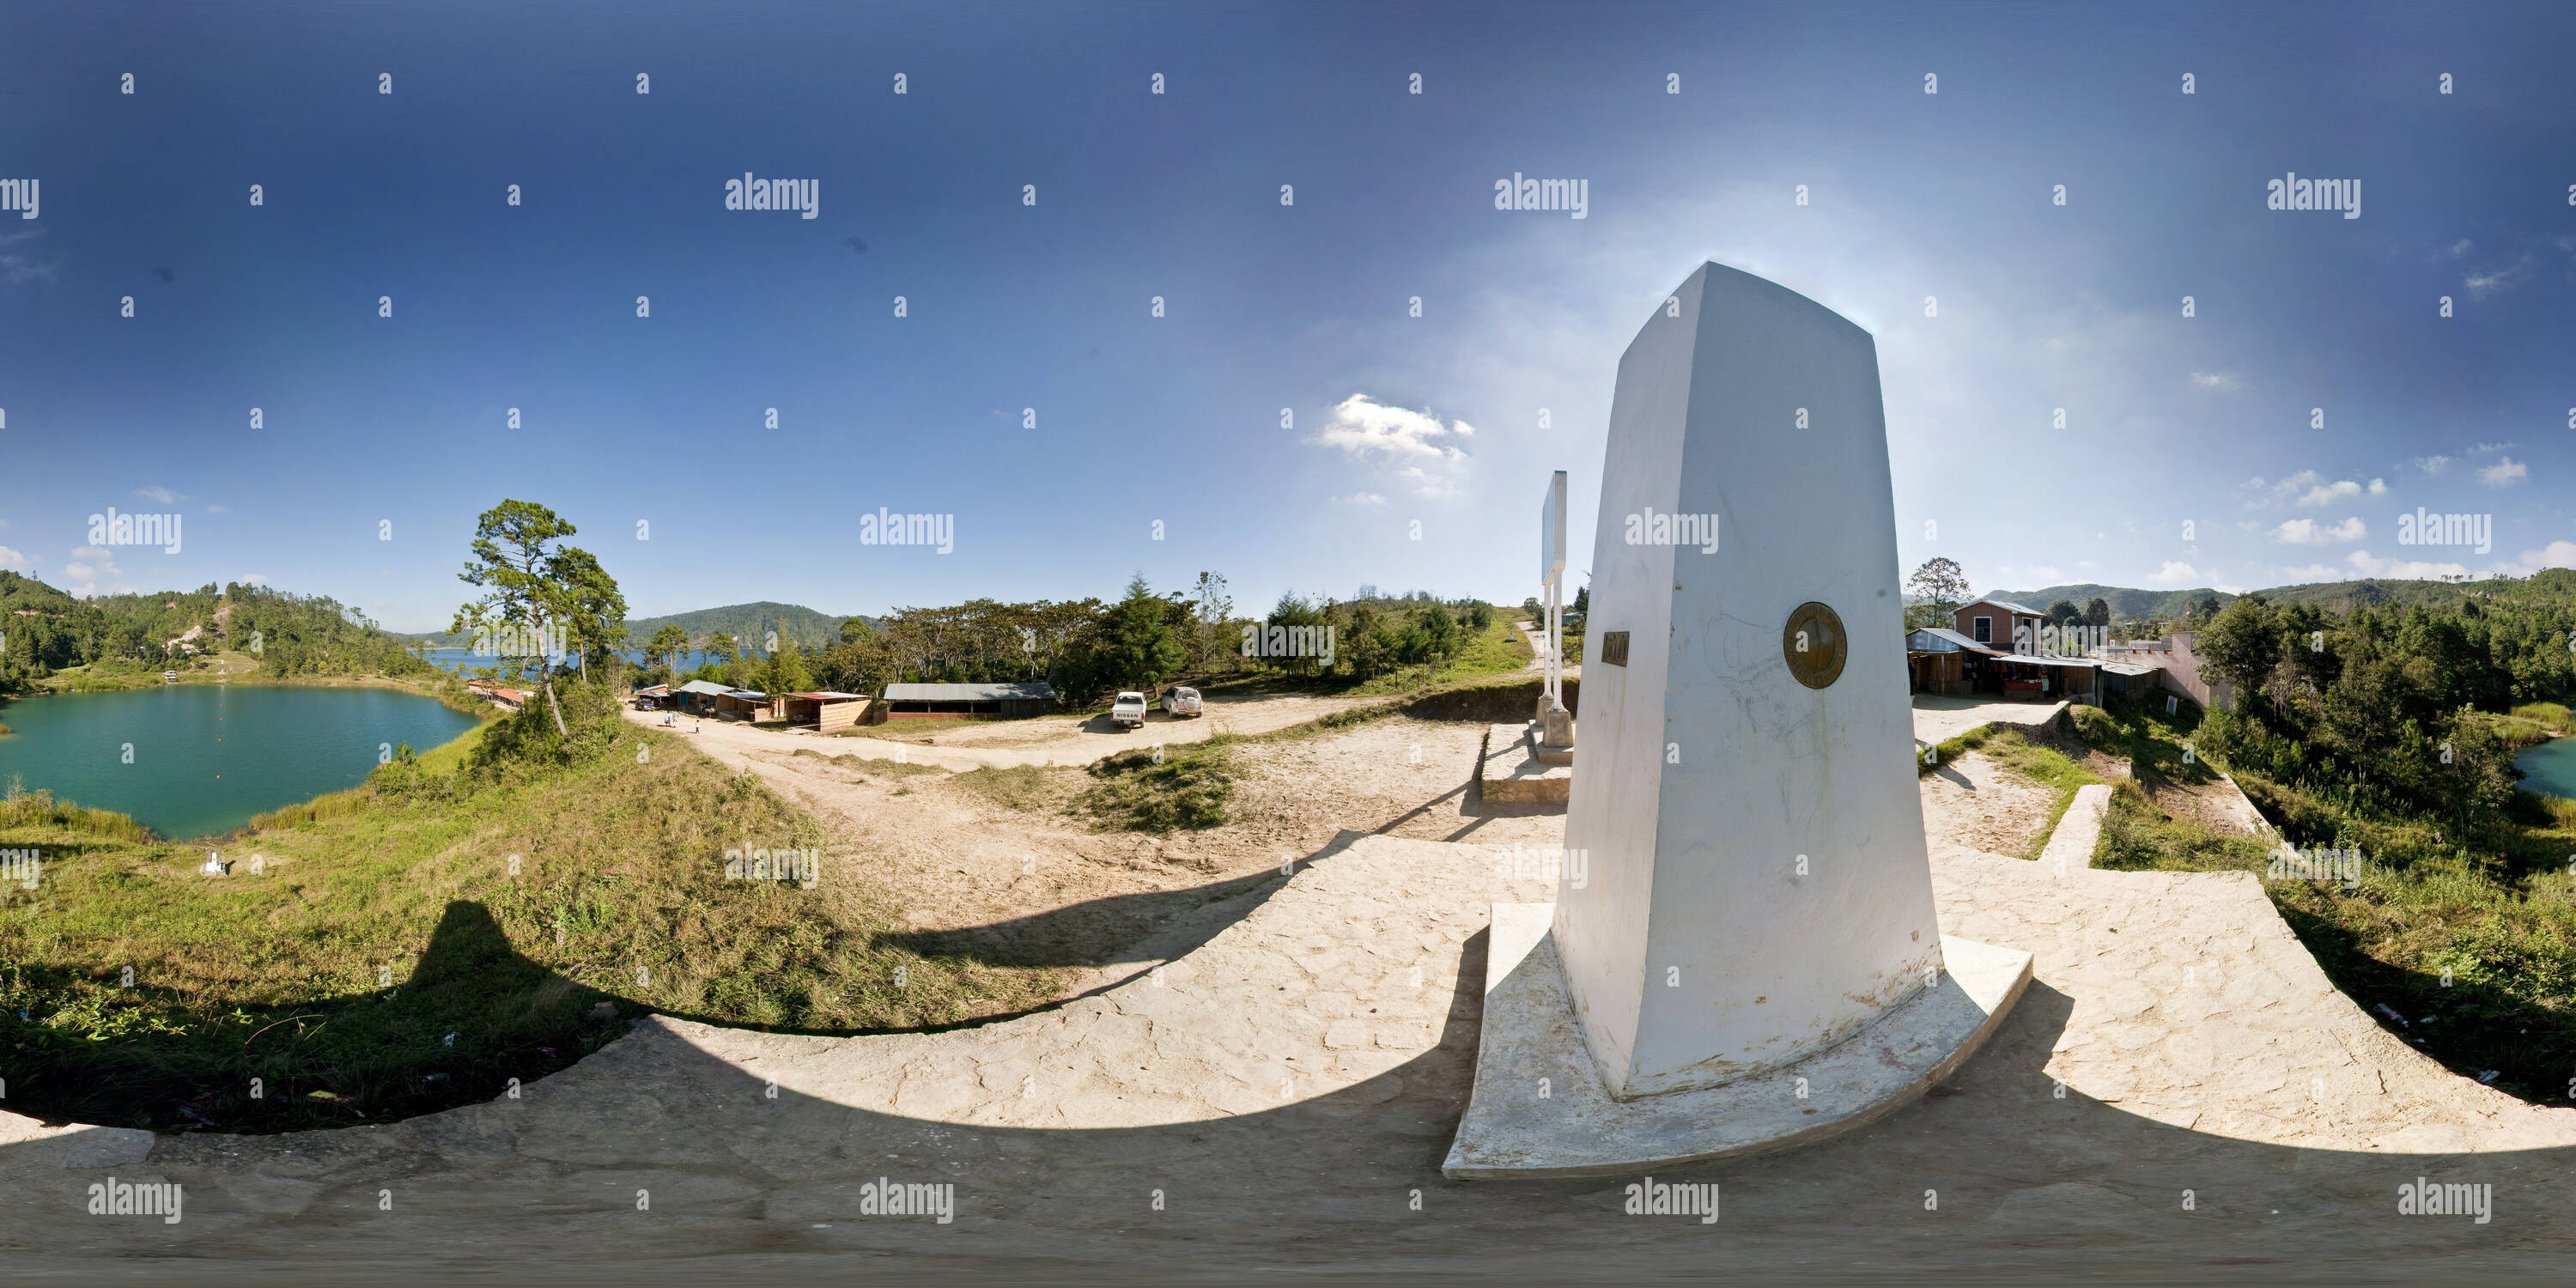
[785,691,866,701]
[1965,598,2046,617]
[1996,654,2098,668]
[2100,662,2160,677]
[1908,627,2004,654]
[674,679,733,696]
[883,682,1060,702]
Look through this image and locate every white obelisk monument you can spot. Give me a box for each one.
[1445,262,2028,1176]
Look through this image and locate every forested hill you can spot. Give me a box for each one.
[1996,575,2552,623]
[403,600,868,652]
[0,572,431,691]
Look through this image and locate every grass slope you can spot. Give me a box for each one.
[0,684,1070,1133]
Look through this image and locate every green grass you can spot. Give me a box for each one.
[1970,731,2105,860]
[0,682,1072,1133]
[1337,619,1534,697]
[947,764,1062,811]
[2078,696,2576,1105]
[1080,737,1238,831]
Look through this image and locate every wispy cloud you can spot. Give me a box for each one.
[2410,454,2452,476]
[2478,457,2528,488]
[133,485,184,504]
[0,545,26,570]
[2343,549,2470,580]
[204,504,230,514]
[2190,372,2237,390]
[2146,561,2200,586]
[1330,491,1387,506]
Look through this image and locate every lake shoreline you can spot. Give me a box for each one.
[0,683,486,842]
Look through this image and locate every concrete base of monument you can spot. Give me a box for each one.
[1479,724,1573,801]
[1442,903,2033,1180]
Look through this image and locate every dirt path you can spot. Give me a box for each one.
[1918,750,2063,863]
[624,690,1376,771]
[654,708,1568,989]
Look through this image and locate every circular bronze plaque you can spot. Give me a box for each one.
[1782,601,1847,689]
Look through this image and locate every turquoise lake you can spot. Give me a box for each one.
[2518,736,2576,800]
[0,684,481,840]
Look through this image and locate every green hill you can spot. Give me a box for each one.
[404,601,874,652]
[623,602,868,652]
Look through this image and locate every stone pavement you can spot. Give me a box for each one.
[9,821,2576,1279]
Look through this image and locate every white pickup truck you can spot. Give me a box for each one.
[1110,691,1148,728]
[1161,685,1203,718]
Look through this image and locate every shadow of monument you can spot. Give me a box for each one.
[0,899,632,1134]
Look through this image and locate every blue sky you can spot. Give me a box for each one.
[3,1,2571,630]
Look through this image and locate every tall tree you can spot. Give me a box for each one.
[1905,557,1971,629]
[645,624,690,678]
[451,499,622,738]
[1103,573,1187,689]
[2084,597,2111,629]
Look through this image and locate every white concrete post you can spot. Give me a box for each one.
[1554,262,1941,1098]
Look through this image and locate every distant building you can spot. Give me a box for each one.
[880,681,1058,721]
[1952,598,2048,651]
[778,691,870,731]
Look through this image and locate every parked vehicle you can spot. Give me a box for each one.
[1110,691,1148,728]
[1161,685,1203,717]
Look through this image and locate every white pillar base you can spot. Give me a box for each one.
[1443,903,2032,1180]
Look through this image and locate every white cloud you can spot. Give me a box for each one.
[2147,561,2200,586]
[2366,477,2387,495]
[2478,457,2528,488]
[1309,393,1473,499]
[2190,372,2237,390]
[63,545,136,597]
[0,544,26,570]
[238,574,269,587]
[2448,239,2473,259]
[1331,491,1388,506]
[0,253,53,284]
[204,504,230,514]
[132,485,183,504]
[2505,541,2576,575]
[2273,516,2366,545]
[2466,440,2515,454]
[2024,566,2063,583]
[2411,454,2451,475]
[2276,562,2341,582]
[2343,550,2470,580]
[2077,560,2096,570]
[1310,394,1461,461]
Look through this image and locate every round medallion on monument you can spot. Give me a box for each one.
[1782,600,1847,689]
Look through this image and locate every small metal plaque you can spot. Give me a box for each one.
[1600,630,1630,666]
[1782,602,1846,689]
